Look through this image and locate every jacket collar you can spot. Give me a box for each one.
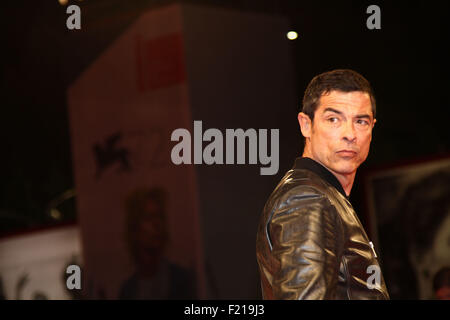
[293,157,349,199]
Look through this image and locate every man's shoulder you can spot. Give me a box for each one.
[274,167,330,195]
[265,167,332,210]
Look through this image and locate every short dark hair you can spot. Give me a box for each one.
[302,69,376,121]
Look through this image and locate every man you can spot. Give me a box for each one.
[256,69,390,299]
[120,187,196,299]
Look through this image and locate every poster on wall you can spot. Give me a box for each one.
[363,154,450,299]
[67,4,205,299]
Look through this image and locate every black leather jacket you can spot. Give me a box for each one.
[256,157,390,299]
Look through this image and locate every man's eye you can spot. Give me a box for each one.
[327,117,338,123]
[356,119,369,126]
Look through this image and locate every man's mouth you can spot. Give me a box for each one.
[336,150,357,157]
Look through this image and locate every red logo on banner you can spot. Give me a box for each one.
[136,33,186,92]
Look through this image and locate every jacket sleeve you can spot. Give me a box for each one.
[267,188,344,299]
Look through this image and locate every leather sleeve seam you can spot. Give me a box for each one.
[265,193,326,252]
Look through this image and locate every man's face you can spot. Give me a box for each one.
[299,90,376,177]
[133,200,168,270]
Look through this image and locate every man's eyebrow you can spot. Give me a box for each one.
[323,107,342,115]
[355,114,372,119]
[323,108,373,120]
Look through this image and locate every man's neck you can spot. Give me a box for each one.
[332,171,355,197]
[302,153,355,197]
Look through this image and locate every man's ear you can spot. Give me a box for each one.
[298,112,312,138]
[372,118,377,129]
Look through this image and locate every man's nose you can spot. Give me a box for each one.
[342,120,356,143]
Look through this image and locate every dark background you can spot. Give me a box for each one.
[1,0,449,298]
